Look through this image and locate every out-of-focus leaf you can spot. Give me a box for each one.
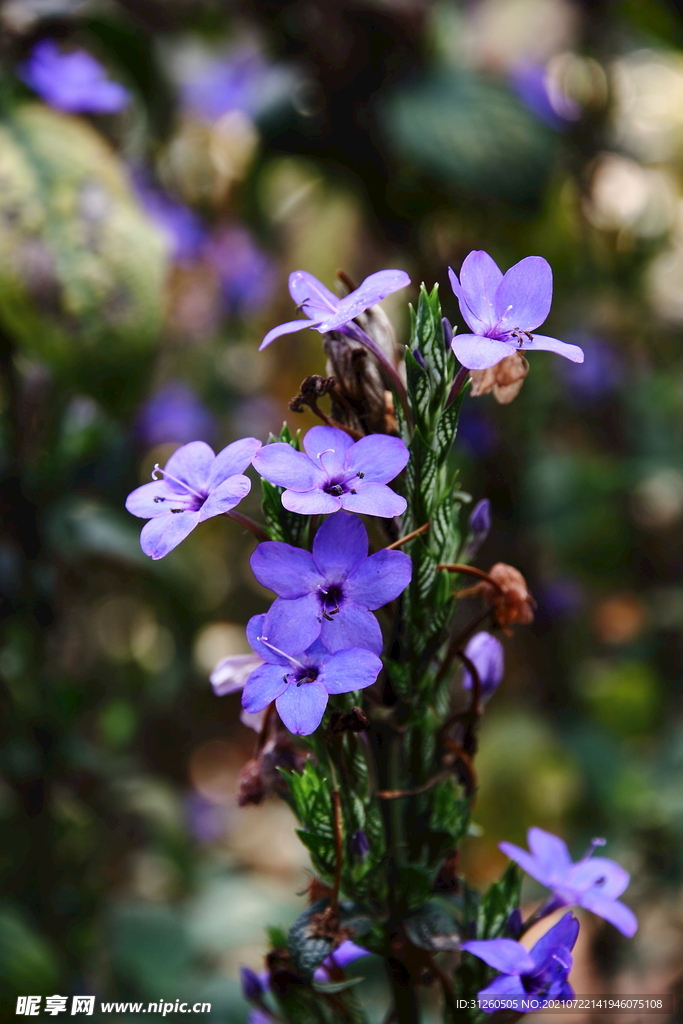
[382,70,555,204]
[0,104,167,406]
[0,905,60,998]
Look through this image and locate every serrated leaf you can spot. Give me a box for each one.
[477,863,522,939]
[429,777,469,846]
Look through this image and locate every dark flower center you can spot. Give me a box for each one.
[325,481,347,496]
[291,666,319,687]
[319,584,343,620]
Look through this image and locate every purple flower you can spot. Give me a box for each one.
[462,632,504,703]
[499,828,638,937]
[511,62,580,130]
[241,614,382,735]
[204,225,276,316]
[251,511,411,655]
[557,335,623,402]
[125,438,261,559]
[252,426,408,518]
[448,251,584,370]
[313,940,370,983]
[20,40,130,114]
[136,383,215,447]
[259,269,410,350]
[181,45,294,123]
[462,912,579,1011]
[241,966,266,1002]
[133,177,206,264]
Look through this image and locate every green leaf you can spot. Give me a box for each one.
[477,863,522,939]
[429,777,470,847]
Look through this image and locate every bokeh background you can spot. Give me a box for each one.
[1,0,683,1019]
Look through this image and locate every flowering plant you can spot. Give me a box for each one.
[127,255,633,1023]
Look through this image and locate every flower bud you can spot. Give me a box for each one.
[461,497,490,559]
[351,829,370,862]
[462,631,504,703]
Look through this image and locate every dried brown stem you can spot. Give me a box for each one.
[377,769,452,800]
[385,523,430,549]
[436,563,505,592]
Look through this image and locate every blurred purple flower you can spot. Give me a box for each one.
[313,940,371,983]
[182,45,294,123]
[204,225,276,316]
[252,425,408,518]
[248,1010,273,1024]
[20,40,130,114]
[500,828,638,937]
[184,792,231,843]
[125,438,260,559]
[461,497,491,559]
[251,510,411,655]
[536,578,583,623]
[462,912,579,1011]
[242,614,382,735]
[133,177,206,264]
[462,632,504,703]
[458,406,498,458]
[260,269,410,350]
[351,830,371,862]
[448,251,584,370]
[136,383,215,447]
[557,335,623,402]
[511,62,580,130]
[210,654,264,696]
[241,966,266,1002]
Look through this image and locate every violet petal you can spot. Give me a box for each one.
[276,680,328,734]
[252,443,326,491]
[495,256,552,332]
[317,648,383,694]
[251,542,323,598]
[341,483,407,518]
[242,664,290,712]
[345,549,412,610]
[140,511,200,559]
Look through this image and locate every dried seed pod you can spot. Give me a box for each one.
[470,352,529,405]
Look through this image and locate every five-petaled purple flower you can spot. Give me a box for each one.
[252,426,408,517]
[499,828,638,937]
[462,912,579,1011]
[462,632,504,703]
[21,40,131,114]
[448,251,584,370]
[251,511,411,655]
[242,614,382,735]
[126,438,261,559]
[260,269,410,350]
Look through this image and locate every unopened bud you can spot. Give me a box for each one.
[351,829,370,862]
